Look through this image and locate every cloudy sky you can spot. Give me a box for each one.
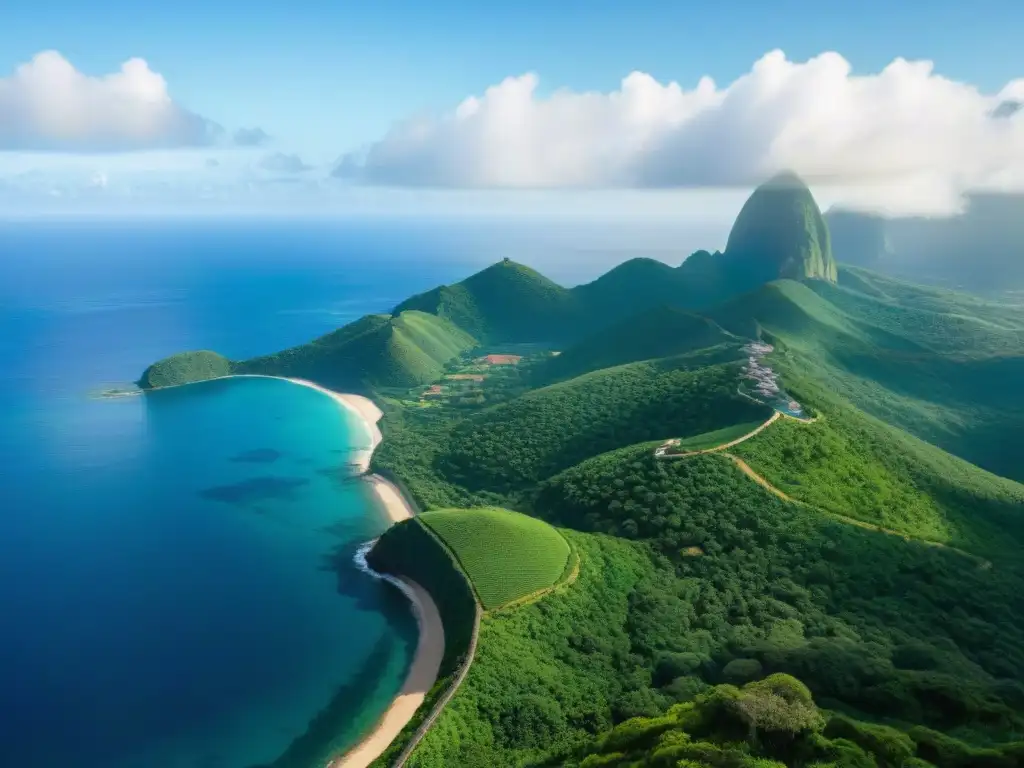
[1,0,1022,216]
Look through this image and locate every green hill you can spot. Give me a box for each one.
[441,358,770,492]
[137,349,232,388]
[236,310,476,390]
[530,439,1024,731]
[571,257,698,322]
[732,396,1024,556]
[394,258,586,343]
[418,507,571,609]
[402,433,1024,766]
[539,306,736,382]
[138,311,476,392]
[724,171,838,286]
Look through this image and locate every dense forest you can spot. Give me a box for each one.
[441,359,770,494]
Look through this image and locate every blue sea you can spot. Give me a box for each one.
[0,219,495,768]
[0,216,696,767]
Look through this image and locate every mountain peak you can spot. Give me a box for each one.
[724,172,838,284]
[762,170,810,190]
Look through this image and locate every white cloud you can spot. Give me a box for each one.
[0,51,222,151]
[342,50,1024,214]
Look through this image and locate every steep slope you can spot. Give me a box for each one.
[538,305,737,382]
[668,174,839,306]
[394,258,586,343]
[706,279,920,350]
[724,171,838,285]
[235,310,476,390]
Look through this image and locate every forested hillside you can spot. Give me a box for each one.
[394,259,587,343]
[441,358,770,493]
[538,306,736,383]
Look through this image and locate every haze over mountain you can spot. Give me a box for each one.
[826,192,1024,292]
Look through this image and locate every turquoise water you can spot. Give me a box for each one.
[0,218,664,767]
[1,374,417,768]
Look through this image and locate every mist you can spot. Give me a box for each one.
[826,193,1024,293]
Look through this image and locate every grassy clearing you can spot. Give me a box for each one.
[419,508,570,610]
[672,419,767,452]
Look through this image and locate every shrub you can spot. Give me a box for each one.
[724,658,765,683]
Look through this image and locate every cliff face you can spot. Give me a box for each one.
[725,172,838,284]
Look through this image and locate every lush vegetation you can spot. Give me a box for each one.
[400,532,658,767]
[418,508,571,609]
[532,440,1024,731]
[235,310,477,391]
[554,673,1024,768]
[699,275,1024,483]
[539,306,735,383]
[441,359,770,493]
[139,312,477,392]
[732,402,1024,556]
[571,257,703,325]
[137,349,232,388]
[395,259,588,343]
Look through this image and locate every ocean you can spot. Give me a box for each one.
[0,216,699,767]
[0,219,488,768]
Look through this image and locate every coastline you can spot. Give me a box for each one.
[143,373,442,766]
[328,577,445,768]
[277,377,442,766]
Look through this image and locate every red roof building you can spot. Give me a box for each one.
[482,354,522,365]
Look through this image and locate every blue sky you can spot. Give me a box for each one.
[1,0,1022,214]
[4,0,1020,153]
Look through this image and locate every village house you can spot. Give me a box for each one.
[480,354,522,366]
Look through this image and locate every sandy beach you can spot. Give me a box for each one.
[278,378,439,764]
[328,577,445,768]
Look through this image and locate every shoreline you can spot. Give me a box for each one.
[143,373,442,766]
[328,577,445,768]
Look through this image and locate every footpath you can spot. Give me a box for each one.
[656,412,991,569]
